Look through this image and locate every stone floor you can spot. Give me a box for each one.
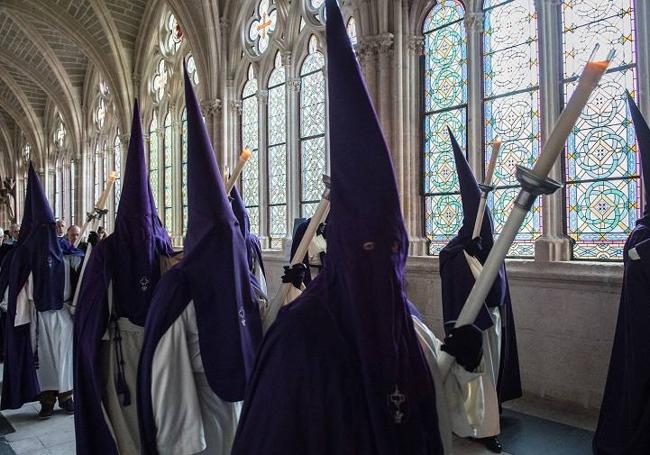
[0,395,597,454]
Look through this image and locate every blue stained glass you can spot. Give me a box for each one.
[300,36,327,215]
[483,0,541,257]
[242,68,260,234]
[562,0,638,260]
[423,0,468,255]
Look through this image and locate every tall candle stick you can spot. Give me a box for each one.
[472,139,502,239]
[76,171,118,247]
[225,148,252,194]
[438,47,612,379]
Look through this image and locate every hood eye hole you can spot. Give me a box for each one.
[391,242,400,253]
[363,242,375,251]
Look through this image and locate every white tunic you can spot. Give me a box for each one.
[13,256,77,394]
[151,301,241,455]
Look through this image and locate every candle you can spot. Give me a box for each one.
[95,171,118,210]
[225,148,252,194]
[472,139,502,239]
[532,53,612,178]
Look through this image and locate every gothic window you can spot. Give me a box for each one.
[94,143,103,202]
[70,160,76,225]
[562,0,638,260]
[186,54,199,85]
[162,12,183,56]
[347,17,358,46]
[299,35,327,218]
[152,59,169,104]
[114,132,121,209]
[149,113,160,211]
[241,65,261,233]
[54,117,66,150]
[248,0,278,56]
[163,111,174,232]
[181,108,188,235]
[422,0,467,255]
[267,52,287,248]
[483,0,541,257]
[55,168,62,218]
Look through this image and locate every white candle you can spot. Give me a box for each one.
[225,148,252,194]
[472,139,502,239]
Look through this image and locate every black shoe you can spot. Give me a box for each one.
[38,401,55,420]
[59,398,74,414]
[475,436,502,453]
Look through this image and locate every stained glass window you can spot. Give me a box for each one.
[55,168,62,218]
[70,160,76,224]
[300,36,327,218]
[483,0,540,257]
[248,0,278,55]
[114,133,121,209]
[149,113,160,211]
[54,118,66,149]
[163,111,174,233]
[562,0,638,260]
[422,1,467,255]
[181,108,188,235]
[152,59,168,103]
[94,143,103,202]
[163,13,183,56]
[186,54,199,85]
[241,65,260,233]
[347,17,358,46]
[267,52,287,248]
[96,98,106,130]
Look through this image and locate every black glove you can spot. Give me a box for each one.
[317,222,327,239]
[441,324,483,372]
[464,237,483,257]
[88,231,99,247]
[281,263,307,289]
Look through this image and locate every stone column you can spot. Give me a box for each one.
[287,74,301,236]
[257,89,270,248]
[406,35,429,255]
[534,0,571,261]
[357,39,377,106]
[464,11,484,175]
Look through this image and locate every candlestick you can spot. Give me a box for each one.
[225,148,252,194]
[472,139,502,239]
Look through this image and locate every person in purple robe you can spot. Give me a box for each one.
[231,2,484,454]
[73,100,175,455]
[1,164,75,419]
[438,129,522,453]
[593,93,650,454]
[136,66,263,455]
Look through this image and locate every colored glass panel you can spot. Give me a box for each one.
[242,67,260,234]
[268,53,287,249]
[182,108,188,235]
[114,133,121,210]
[149,113,160,212]
[423,0,467,255]
[483,0,541,257]
[163,112,173,233]
[562,0,638,260]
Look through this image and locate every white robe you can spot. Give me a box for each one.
[151,301,241,455]
[14,256,78,394]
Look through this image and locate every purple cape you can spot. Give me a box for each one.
[233,1,442,453]
[593,93,650,454]
[73,100,174,455]
[438,130,522,404]
[137,67,262,454]
[2,164,64,410]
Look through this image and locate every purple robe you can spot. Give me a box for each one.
[593,93,650,454]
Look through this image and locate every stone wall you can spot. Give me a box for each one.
[262,250,623,411]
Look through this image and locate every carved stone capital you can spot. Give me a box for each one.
[288,77,301,93]
[230,100,243,115]
[257,90,269,104]
[464,12,484,33]
[376,33,395,54]
[201,99,223,117]
[119,133,130,144]
[281,50,292,67]
[408,36,425,57]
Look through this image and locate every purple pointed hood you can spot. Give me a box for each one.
[450,128,494,247]
[230,184,264,275]
[109,99,174,325]
[319,0,442,451]
[627,92,650,220]
[179,65,262,400]
[17,164,64,312]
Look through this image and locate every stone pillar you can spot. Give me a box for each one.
[406,35,429,255]
[534,0,571,261]
[257,89,270,248]
[287,75,301,236]
[465,11,484,175]
[201,98,224,166]
[357,39,377,106]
